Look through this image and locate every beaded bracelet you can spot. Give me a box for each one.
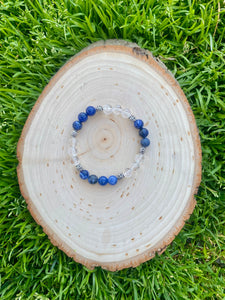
[71,105,150,186]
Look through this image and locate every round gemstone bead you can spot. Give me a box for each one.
[88,175,98,184]
[131,162,140,171]
[71,139,77,155]
[139,128,149,138]
[134,119,144,129]
[135,153,144,163]
[86,106,96,116]
[121,108,131,118]
[78,112,88,122]
[80,170,89,180]
[71,136,76,146]
[141,137,150,147]
[73,121,82,131]
[108,175,117,185]
[72,149,77,158]
[123,168,132,178]
[103,104,112,115]
[112,105,122,115]
[98,176,108,186]
[72,156,79,165]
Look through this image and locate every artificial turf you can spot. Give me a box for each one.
[0,0,225,299]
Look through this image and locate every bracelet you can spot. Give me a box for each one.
[71,105,150,186]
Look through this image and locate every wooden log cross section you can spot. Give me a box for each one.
[17,40,202,271]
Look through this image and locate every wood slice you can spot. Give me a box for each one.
[17,39,202,271]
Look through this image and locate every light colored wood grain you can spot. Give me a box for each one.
[17,39,202,271]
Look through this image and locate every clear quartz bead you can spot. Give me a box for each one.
[123,168,132,178]
[71,146,77,157]
[135,153,144,164]
[71,138,77,156]
[131,162,140,171]
[112,105,122,115]
[71,137,76,147]
[121,108,131,118]
[103,104,112,115]
[72,156,80,165]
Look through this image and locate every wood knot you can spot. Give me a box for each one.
[132,47,149,59]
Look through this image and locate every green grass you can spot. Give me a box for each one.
[0,0,225,299]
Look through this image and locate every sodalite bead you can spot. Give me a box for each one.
[73,121,82,131]
[141,137,150,147]
[98,176,108,186]
[88,175,98,184]
[108,175,117,185]
[80,170,89,180]
[134,119,144,129]
[86,106,96,116]
[139,128,149,138]
[78,112,88,122]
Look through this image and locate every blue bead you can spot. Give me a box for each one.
[88,175,98,184]
[80,170,89,180]
[78,112,88,122]
[73,120,82,130]
[139,128,149,138]
[86,106,96,116]
[134,119,144,129]
[108,175,117,185]
[98,176,108,186]
[141,138,150,147]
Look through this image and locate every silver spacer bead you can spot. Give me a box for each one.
[129,115,136,121]
[71,130,78,137]
[75,164,83,171]
[140,147,145,154]
[96,105,103,111]
[116,173,124,180]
